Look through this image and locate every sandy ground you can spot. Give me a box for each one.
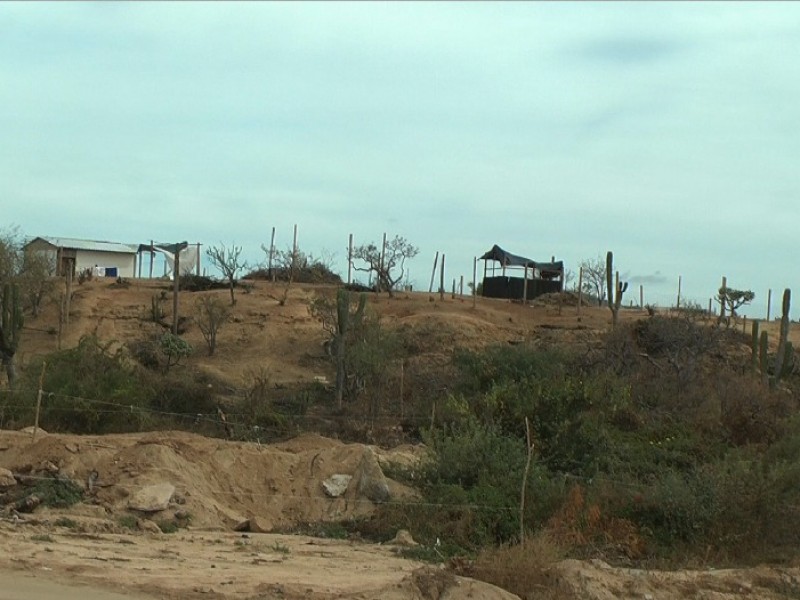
[0,522,517,600]
[0,568,156,600]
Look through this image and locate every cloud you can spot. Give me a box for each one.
[566,36,689,66]
[626,271,668,286]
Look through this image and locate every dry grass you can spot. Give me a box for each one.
[458,533,570,600]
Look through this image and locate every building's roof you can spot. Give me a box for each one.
[480,244,564,274]
[25,236,139,255]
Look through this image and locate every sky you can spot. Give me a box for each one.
[2,2,799,318]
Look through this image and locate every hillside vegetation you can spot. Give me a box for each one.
[3,276,800,590]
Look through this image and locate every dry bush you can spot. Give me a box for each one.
[546,484,645,560]
[460,534,566,600]
[195,294,231,356]
[716,374,795,445]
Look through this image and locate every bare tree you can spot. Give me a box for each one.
[206,244,248,305]
[195,294,231,356]
[19,248,56,317]
[267,246,300,306]
[579,255,607,306]
[351,235,418,297]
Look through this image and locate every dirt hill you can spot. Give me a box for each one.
[17,278,633,387]
[3,279,800,599]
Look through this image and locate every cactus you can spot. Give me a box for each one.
[772,289,792,387]
[0,284,24,387]
[751,320,760,373]
[781,341,795,379]
[606,251,628,327]
[759,330,770,387]
[334,289,367,408]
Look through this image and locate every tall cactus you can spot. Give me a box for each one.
[759,330,770,387]
[772,288,792,387]
[334,288,367,408]
[0,284,24,388]
[606,251,628,327]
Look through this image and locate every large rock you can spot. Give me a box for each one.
[390,529,418,547]
[128,482,175,512]
[322,474,352,498]
[353,447,390,503]
[234,516,273,533]
[0,467,16,489]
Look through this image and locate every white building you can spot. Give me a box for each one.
[24,236,139,278]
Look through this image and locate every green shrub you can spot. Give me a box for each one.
[7,336,153,433]
[179,274,227,292]
[54,517,78,528]
[117,514,138,529]
[29,477,84,508]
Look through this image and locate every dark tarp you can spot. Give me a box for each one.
[137,242,189,253]
[482,276,562,300]
[480,245,563,277]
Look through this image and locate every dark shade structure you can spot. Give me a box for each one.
[480,244,564,301]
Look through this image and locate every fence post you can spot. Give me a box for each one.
[32,361,47,442]
[429,252,439,294]
[472,257,477,308]
[439,254,445,301]
[767,288,772,321]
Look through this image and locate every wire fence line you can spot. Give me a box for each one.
[0,386,434,431]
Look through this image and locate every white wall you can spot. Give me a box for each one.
[75,250,136,278]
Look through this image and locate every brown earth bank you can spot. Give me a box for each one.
[1,429,800,600]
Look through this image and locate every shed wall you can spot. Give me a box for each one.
[75,250,136,277]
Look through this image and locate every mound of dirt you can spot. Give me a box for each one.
[0,429,423,530]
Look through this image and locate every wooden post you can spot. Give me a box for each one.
[677,275,682,309]
[137,250,142,278]
[519,416,534,545]
[347,233,353,285]
[65,265,72,327]
[291,224,298,284]
[719,276,727,321]
[767,288,772,321]
[742,315,747,334]
[523,265,529,303]
[57,292,64,350]
[149,240,154,279]
[708,297,712,315]
[577,266,583,317]
[172,248,180,335]
[439,254,445,301]
[32,361,47,442]
[196,243,201,276]
[268,226,276,282]
[639,284,644,309]
[459,275,464,296]
[429,252,439,294]
[451,278,456,299]
[472,257,477,308]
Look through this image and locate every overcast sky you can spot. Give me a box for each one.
[3,2,799,317]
